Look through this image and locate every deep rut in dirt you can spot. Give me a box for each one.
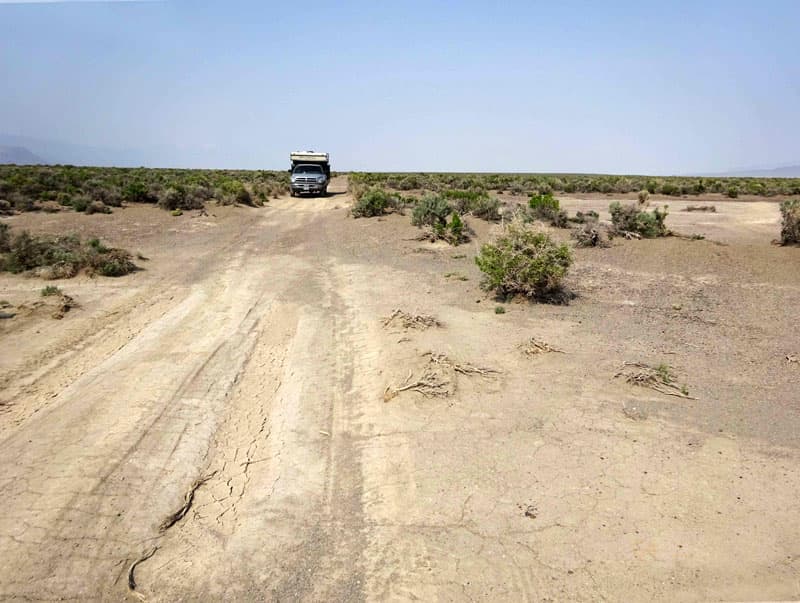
[131,260,378,601]
[0,213,314,600]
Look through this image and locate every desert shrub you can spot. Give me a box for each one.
[190,184,215,203]
[441,189,500,221]
[216,180,255,206]
[124,181,157,204]
[529,192,559,213]
[0,223,10,252]
[91,187,122,207]
[351,188,392,218]
[439,211,468,245]
[638,190,650,204]
[609,202,669,238]
[470,196,501,221]
[442,189,484,211]
[527,193,568,228]
[159,185,204,211]
[87,237,109,253]
[412,194,452,228]
[411,195,470,245]
[397,175,420,190]
[0,228,136,278]
[0,199,12,215]
[571,221,611,248]
[726,186,739,199]
[474,219,572,302]
[780,199,800,245]
[570,210,599,224]
[233,181,259,205]
[685,205,716,212]
[1,231,82,274]
[660,183,680,197]
[87,248,136,277]
[70,195,91,213]
[9,193,35,212]
[85,201,111,215]
[41,285,61,297]
[236,185,254,206]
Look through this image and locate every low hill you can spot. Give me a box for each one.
[0,145,46,165]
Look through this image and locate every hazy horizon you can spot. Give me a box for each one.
[1,0,798,173]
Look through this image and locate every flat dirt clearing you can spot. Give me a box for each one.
[1,178,799,601]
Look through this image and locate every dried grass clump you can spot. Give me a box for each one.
[383,351,499,402]
[614,362,694,399]
[424,351,500,376]
[383,309,442,330]
[519,337,563,356]
[571,220,611,248]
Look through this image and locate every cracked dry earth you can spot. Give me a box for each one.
[1,178,799,601]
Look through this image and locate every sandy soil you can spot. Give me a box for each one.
[0,178,798,601]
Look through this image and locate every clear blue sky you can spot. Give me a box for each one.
[1,0,798,173]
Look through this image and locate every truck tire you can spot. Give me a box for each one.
[290,190,295,198]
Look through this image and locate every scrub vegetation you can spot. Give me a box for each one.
[0,165,289,215]
[349,171,800,198]
[0,224,136,278]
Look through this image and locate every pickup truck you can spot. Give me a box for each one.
[289,151,330,197]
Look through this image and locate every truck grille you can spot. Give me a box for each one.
[294,177,317,184]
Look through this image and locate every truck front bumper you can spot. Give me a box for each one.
[291,183,325,195]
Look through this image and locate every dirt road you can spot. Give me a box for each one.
[1,179,799,601]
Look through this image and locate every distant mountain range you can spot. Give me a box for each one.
[701,165,800,178]
[0,145,46,165]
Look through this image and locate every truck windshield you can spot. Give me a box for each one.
[294,165,322,174]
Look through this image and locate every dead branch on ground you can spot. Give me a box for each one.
[519,337,563,356]
[159,471,217,532]
[384,369,450,401]
[128,546,159,599]
[382,309,442,330]
[424,351,500,376]
[614,362,695,399]
[384,352,499,402]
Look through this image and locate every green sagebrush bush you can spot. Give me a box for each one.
[474,219,572,302]
[124,181,159,204]
[159,185,206,211]
[0,223,10,252]
[527,193,568,228]
[410,194,469,245]
[432,211,468,245]
[780,199,800,245]
[351,188,393,218]
[609,202,669,238]
[0,227,136,278]
[412,193,452,228]
[441,190,500,221]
